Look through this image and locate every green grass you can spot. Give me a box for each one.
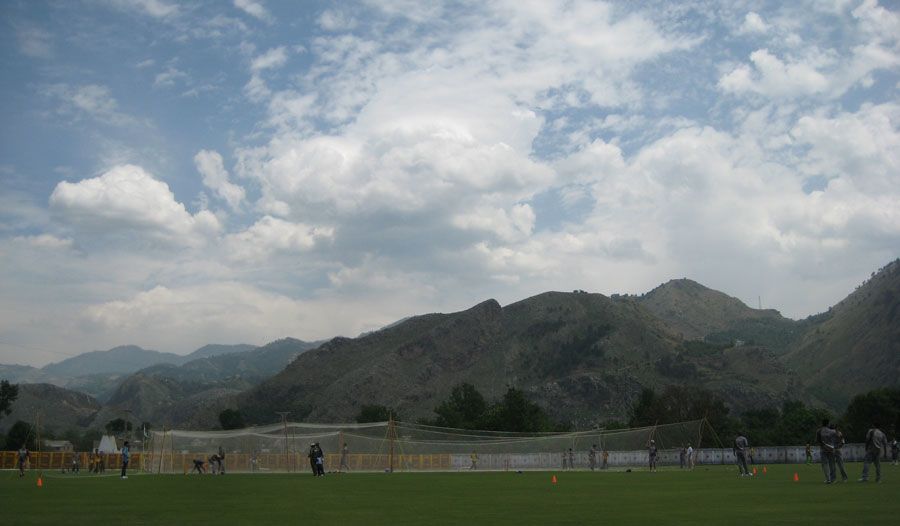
[3,464,898,525]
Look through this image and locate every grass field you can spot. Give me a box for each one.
[3,463,898,525]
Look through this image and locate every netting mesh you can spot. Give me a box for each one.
[143,420,709,473]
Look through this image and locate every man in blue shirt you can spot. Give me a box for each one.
[120,441,130,479]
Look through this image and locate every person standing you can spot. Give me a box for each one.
[891,437,899,466]
[568,448,575,470]
[217,446,226,475]
[589,445,598,471]
[17,446,30,478]
[686,443,694,470]
[120,441,130,479]
[859,421,887,483]
[561,450,568,470]
[315,443,325,476]
[805,443,813,464]
[470,451,478,470]
[816,419,836,484]
[648,440,658,472]
[340,443,350,473]
[679,445,686,469]
[733,434,750,476]
[602,449,609,470]
[308,443,318,476]
[830,423,848,482]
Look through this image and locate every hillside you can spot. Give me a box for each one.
[637,279,805,354]
[0,383,100,433]
[89,338,318,428]
[782,259,900,409]
[237,293,798,427]
[41,345,183,377]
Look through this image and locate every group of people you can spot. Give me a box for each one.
[308,442,325,476]
[735,419,897,483]
[557,445,611,470]
[192,446,225,475]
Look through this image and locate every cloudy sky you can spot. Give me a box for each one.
[1,0,898,366]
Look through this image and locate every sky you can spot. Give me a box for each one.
[1,0,898,367]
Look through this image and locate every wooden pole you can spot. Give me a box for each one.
[389,413,395,474]
[338,430,344,473]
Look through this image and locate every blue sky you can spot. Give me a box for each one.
[1,0,898,366]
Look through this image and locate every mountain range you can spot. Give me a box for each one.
[1,258,897,433]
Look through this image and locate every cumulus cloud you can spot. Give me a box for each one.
[103,0,179,18]
[82,281,410,350]
[193,150,246,211]
[251,46,288,72]
[739,12,769,34]
[49,164,220,245]
[224,216,333,262]
[318,10,357,31]
[234,0,272,22]
[43,84,138,126]
[719,49,830,98]
[13,234,73,250]
[17,26,53,59]
[153,66,188,88]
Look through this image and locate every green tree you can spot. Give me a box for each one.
[841,388,900,442]
[481,387,556,432]
[105,418,132,435]
[219,409,246,430]
[772,400,830,446]
[4,420,35,450]
[356,404,396,423]
[628,385,736,442]
[0,379,18,424]
[431,383,487,429]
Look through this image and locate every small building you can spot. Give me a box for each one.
[43,440,74,452]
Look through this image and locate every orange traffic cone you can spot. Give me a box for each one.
[753,467,758,476]
[793,472,799,482]
[37,476,43,488]
[763,466,767,475]
[551,475,558,484]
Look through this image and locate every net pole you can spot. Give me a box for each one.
[338,431,344,473]
[389,414,395,474]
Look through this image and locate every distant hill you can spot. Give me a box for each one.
[89,338,318,428]
[0,364,65,385]
[41,345,183,377]
[0,384,100,433]
[636,279,820,356]
[782,259,900,409]
[180,344,258,361]
[237,293,798,428]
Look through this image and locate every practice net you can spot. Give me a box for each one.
[142,419,715,473]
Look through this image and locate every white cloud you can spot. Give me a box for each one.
[739,12,769,34]
[103,0,179,18]
[251,46,288,72]
[318,10,357,31]
[49,164,220,245]
[17,26,53,59]
[12,234,73,250]
[81,281,403,350]
[43,84,138,127]
[193,150,246,211]
[153,66,188,88]
[224,216,333,262]
[719,49,830,98]
[234,0,272,22]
